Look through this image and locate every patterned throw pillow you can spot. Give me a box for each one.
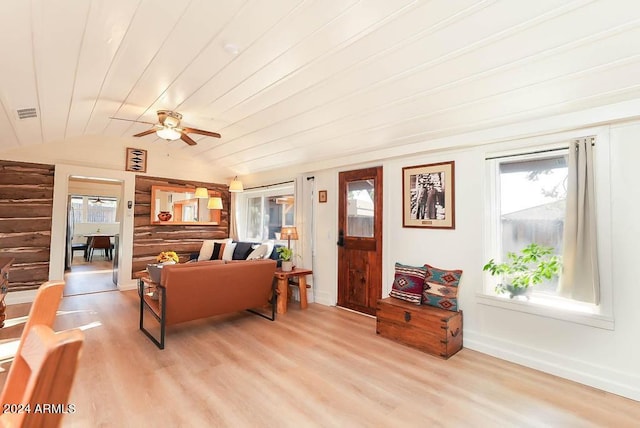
[422,264,463,311]
[197,239,231,261]
[389,263,427,305]
[209,242,226,260]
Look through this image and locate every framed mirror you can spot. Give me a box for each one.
[150,185,222,225]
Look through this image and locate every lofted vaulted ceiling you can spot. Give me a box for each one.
[1,1,640,177]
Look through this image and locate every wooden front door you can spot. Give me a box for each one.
[337,166,383,315]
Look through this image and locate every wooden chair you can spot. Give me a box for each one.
[0,325,84,428]
[87,236,112,261]
[0,281,64,406]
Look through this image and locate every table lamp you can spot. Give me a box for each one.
[280,226,298,249]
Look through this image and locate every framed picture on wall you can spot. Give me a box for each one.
[318,190,327,203]
[125,148,147,173]
[402,161,455,229]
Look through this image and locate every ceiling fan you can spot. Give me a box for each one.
[110,110,221,146]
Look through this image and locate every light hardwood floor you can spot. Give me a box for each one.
[1,291,638,427]
[64,256,116,296]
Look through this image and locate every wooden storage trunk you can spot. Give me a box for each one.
[376,297,463,359]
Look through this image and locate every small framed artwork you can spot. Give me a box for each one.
[318,190,327,203]
[125,148,147,173]
[402,161,455,229]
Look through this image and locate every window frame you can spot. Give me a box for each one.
[480,128,614,329]
[236,183,296,242]
[71,195,119,224]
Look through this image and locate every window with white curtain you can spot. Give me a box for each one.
[484,138,601,311]
[236,183,295,242]
[71,196,118,223]
[493,152,568,295]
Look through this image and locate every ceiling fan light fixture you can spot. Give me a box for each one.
[164,116,180,128]
[229,176,244,193]
[121,110,220,144]
[156,127,181,140]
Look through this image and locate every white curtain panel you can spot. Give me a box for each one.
[560,137,600,304]
[229,192,239,241]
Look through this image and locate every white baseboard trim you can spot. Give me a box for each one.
[313,290,334,306]
[464,331,640,402]
[6,279,139,305]
[5,289,38,305]
[118,279,137,291]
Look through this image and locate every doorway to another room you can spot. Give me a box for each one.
[64,177,122,297]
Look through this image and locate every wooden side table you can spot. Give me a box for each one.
[274,267,312,314]
[134,270,159,300]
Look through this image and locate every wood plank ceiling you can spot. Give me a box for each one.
[1,0,640,177]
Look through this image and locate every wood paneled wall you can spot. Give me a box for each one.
[0,160,54,291]
[132,175,230,276]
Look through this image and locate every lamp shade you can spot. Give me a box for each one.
[194,187,209,198]
[207,197,223,210]
[229,177,244,192]
[280,226,298,241]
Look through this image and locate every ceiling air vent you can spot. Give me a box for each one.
[16,108,37,119]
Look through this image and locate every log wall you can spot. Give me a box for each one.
[132,175,230,275]
[0,160,55,291]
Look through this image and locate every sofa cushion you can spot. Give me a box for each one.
[262,240,275,259]
[222,242,237,261]
[233,242,254,260]
[389,263,426,305]
[198,239,231,261]
[247,243,269,260]
[209,242,226,260]
[422,264,462,311]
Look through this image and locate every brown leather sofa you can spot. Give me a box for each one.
[138,258,277,349]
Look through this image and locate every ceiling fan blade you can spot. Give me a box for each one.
[180,132,197,146]
[133,128,158,137]
[109,117,156,125]
[182,127,221,138]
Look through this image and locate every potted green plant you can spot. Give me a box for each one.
[276,247,294,272]
[483,243,561,299]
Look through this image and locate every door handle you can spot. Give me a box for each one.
[337,230,344,247]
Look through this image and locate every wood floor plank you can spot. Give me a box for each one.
[64,255,116,296]
[0,290,638,427]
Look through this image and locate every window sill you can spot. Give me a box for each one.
[476,293,614,330]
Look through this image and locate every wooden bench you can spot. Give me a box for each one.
[376,297,463,359]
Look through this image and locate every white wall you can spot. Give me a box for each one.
[1,134,227,183]
[295,119,640,402]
